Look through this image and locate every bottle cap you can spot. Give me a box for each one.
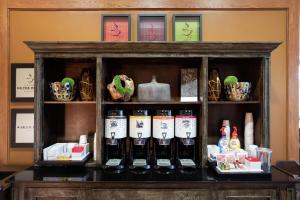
[232,126,238,138]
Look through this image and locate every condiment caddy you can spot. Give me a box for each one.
[207,119,272,175]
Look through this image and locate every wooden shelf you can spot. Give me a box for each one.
[44,101,96,104]
[208,101,260,104]
[37,153,92,167]
[104,97,202,105]
[104,100,202,105]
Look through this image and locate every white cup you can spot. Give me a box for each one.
[247,144,258,158]
[79,135,87,144]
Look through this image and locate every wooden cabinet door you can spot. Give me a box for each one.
[89,189,211,200]
[217,189,277,200]
[24,188,84,200]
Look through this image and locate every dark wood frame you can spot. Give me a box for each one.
[137,14,167,41]
[172,14,202,42]
[0,0,298,167]
[11,63,34,102]
[10,108,34,148]
[101,14,131,41]
[24,41,279,166]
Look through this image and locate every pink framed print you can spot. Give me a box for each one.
[102,15,131,42]
[138,15,166,41]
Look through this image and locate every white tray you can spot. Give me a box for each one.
[216,166,263,174]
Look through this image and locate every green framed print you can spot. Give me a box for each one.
[173,15,202,42]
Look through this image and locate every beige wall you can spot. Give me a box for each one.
[9,10,286,165]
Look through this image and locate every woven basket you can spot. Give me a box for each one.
[50,82,76,102]
[80,80,94,101]
[208,79,221,101]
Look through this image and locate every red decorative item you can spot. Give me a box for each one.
[72,146,84,153]
[103,16,129,41]
[246,157,260,162]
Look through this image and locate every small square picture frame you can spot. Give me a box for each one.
[138,14,167,41]
[11,109,34,148]
[173,14,202,42]
[101,15,131,42]
[11,63,34,102]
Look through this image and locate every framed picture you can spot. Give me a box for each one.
[11,109,34,148]
[11,63,34,102]
[173,15,202,42]
[138,15,166,41]
[102,15,131,41]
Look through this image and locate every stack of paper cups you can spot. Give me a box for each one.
[244,112,254,150]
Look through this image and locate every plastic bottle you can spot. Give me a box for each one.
[218,127,229,153]
[229,126,241,151]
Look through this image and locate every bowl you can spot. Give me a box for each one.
[50,81,76,101]
[224,82,251,101]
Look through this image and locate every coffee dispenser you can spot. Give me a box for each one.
[129,110,151,172]
[103,110,127,173]
[175,110,197,169]
[153,110,175,172]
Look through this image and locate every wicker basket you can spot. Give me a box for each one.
[208,80,221,101]
[79,69,94,101]
[50,82,76,101]
[80,80,93,101]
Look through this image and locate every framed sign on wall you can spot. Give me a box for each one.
[11,109,34,148]
[101,15,131,41]
[138,15,166,41]
[173,15,202,42]
[11,63,34,102]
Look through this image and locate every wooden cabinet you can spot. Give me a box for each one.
[217,189,277,200]
[15,187,84,200]
[25,42,279,167]
[89,189,211,200]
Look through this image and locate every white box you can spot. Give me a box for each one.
[245,157,261,170]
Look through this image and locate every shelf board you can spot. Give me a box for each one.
[37,153,92,167]
[208,101,260,104]
[44,101,96,104]
[104,98,202,105]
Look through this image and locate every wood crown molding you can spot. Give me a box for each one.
[7,0,293,10]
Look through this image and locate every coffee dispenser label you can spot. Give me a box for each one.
[129,116,151,138]
[175,116,197,138]
[153,116,174,139]
[105,118,127,139]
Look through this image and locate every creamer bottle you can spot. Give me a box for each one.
[218,127,229,153]
[229,126,241,151]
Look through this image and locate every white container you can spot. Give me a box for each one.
[105,110,127,139]
[222,120,230,141]
[175,110,196,138]
[93,132,97,161]
[244,112,254,150]
[129,110,151,139]
[153,110,174,139]
[245,157,261,170]
[247,144,258,158]
[79,135,87,144]
[207,145,220,160]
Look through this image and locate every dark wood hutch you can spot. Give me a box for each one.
[11,41,298,200]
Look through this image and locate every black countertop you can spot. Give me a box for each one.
[13,166,297,184]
